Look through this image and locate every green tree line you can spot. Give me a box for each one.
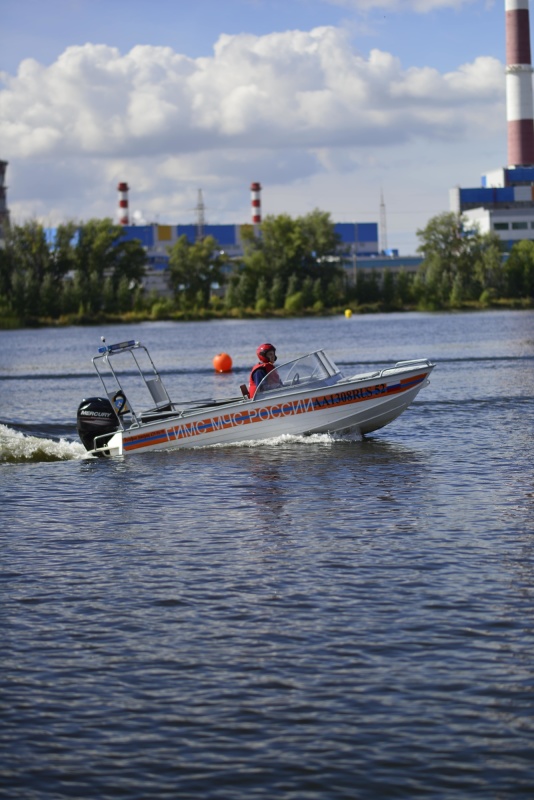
[0,210,533,327]
[0,218,147,324]
[414,212,534,309]
[219,209,347,315]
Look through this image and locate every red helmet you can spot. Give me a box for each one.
[257,343,276,362]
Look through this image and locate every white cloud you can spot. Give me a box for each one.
[0,24,506,250]
[0,28,504,157]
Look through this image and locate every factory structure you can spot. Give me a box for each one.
[117,181,396,295]
[116,180,410,297]
[451,0,534,246]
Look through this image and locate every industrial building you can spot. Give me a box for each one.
[451,0,534,248]
[119,218,384,296]
[116,181,422,297]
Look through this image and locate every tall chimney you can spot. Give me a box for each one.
[506,0,534,166]
[117,181,129,226]
[250,182,262,226]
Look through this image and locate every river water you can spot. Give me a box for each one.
[1,311,533,799]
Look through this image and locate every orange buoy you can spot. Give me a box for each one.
[213,352,233,373]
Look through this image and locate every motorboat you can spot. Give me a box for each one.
[76,339,435,457]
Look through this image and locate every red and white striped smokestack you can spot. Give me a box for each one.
[117,181,129,226]
[250,182,262,226]
[506,0,534,166]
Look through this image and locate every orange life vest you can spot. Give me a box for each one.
[248,361,279,399]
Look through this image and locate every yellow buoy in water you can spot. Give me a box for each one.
[344,309,352,318]
[213,352,233,373]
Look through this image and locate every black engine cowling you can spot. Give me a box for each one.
[77,397,120,451]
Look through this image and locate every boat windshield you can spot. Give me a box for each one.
[254,350,343,398]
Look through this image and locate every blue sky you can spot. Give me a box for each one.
[2,0,504,74]
[0,0,515,253]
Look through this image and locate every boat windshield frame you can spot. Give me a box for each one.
[91,340,174,427]
[254,349,343,398]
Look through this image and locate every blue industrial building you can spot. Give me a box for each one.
[118,221,397,295]
[119,221,381,262]
[450,166,534,251]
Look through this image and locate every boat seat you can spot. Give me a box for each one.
[146,377,171,408]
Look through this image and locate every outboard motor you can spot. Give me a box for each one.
[77,397,120,451]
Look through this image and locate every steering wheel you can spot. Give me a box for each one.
[292,373,300,385]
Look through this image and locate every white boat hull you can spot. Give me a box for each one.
[95,363,433,457]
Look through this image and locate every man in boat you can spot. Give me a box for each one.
[248,343,281,398]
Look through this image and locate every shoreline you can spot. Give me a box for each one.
[0,297,532,330]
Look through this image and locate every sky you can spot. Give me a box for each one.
[0,0,515,253]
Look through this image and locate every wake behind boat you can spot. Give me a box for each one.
[76,340,435,457]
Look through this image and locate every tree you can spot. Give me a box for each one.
[301,276,314,308]
[241,210,343,294]
[0,217,146,321]
[270,275,285,309]
[51,222,78,282]
[5,222,50,317]
[255,276,269,311]
[168,235,227,308]
[324,273,345,307]
[355,271,381,304]
[298,209,342,280]
[504,240,534,298]
[395,269,413,306]
[224,275,240,310]
[235,270,257,309]
[416,212,504,307]
[0,232,17,312]
[72,219,146,314]
[382,270,395,308]
[473,238,505,298]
